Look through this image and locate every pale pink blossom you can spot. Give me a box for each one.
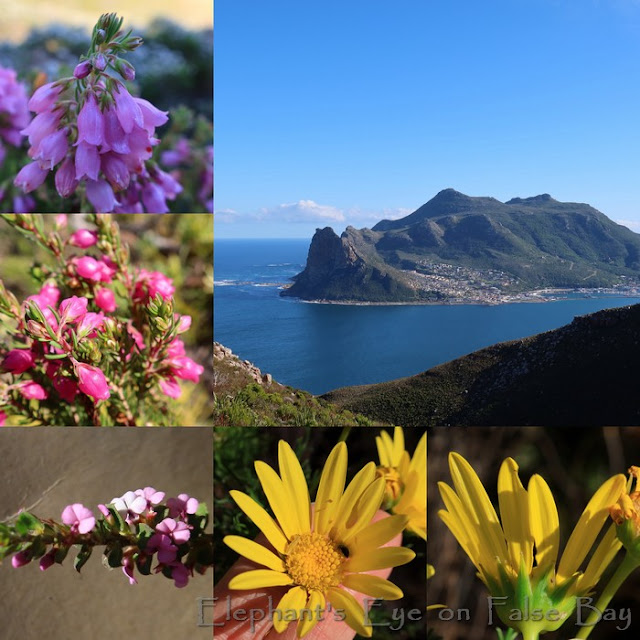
[155,517,191,544]
[61,503,95,534]
[167,494,199,519]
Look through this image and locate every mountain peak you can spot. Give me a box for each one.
[506,194,555,205]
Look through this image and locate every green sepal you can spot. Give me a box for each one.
[136,523,154,551]
[549,570,579,603]
[73,544,92,572]
[136,553,153,576]
[28,536,47,559]
[54,546,69,564]
[103,543,123,569]
[106,505,128,532]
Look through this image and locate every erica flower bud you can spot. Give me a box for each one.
[69,229,98,248]
[53,375,79,403]
[2,349,35,374]
[72,359,110,400]
[94,53,107,71]
[18,381,48,400]
[11,551,32,568]
[75,256,102,281]
[175,315,192,334]
[13,161,48,192]
[39,550,56,571]
[94,288,116,312]
[73,60,92,79]
[114,58,136,81]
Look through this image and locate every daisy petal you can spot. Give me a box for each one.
[340,477,386,544]
[346,547,416,573]
[223,535,286,572]
[229,490,288,552]
[329,462,376,538]
[327,586,371,638]
[314,442,347,535]
[255,460,301,539]
[297,590,325,638]
[273,585,307,634]
[278,440,311,535]
[557,474,626,583]
[228,569,294,590]
[391,427,404,466]
[375,431,394,467]
[350,513,409,552]
[342,573,404,600]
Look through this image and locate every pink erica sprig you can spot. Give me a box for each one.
[0,490,212,588]
[0,214,204,426]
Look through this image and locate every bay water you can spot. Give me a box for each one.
[214,238,640,395]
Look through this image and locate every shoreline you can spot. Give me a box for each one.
[293,289,640,307]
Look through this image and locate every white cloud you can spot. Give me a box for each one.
[258,200,346,223]
[215,208,239,223]
[214,201,416,227]
[615,219,640,233]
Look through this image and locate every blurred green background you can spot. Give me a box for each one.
[428,427,640,640]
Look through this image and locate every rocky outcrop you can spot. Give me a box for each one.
[214,342,273,386]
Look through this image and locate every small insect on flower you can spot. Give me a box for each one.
[338,544,350,558]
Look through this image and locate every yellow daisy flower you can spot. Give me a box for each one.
[224,440,416,638]
[438,453,625,640]
[375,427,426,540]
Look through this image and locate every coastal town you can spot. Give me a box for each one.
[404,262,640,304]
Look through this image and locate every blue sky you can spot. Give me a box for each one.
[215,0,640,238]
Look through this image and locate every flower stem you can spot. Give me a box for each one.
[337,426,352,443]
[575,553,640,639]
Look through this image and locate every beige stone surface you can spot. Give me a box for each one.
[0,427,213,639]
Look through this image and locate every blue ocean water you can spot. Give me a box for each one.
[214,238,640,395]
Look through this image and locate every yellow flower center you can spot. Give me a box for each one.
[285,532,346,592]
[376,466,404,505]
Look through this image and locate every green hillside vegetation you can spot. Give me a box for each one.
[322,302,640,426]
[213,352,390,427]
[283,190,640,302]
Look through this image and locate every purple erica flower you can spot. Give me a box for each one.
[13,22,182,213]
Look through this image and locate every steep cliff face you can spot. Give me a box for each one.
[290,227,361,287]
[281,226,424,301]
